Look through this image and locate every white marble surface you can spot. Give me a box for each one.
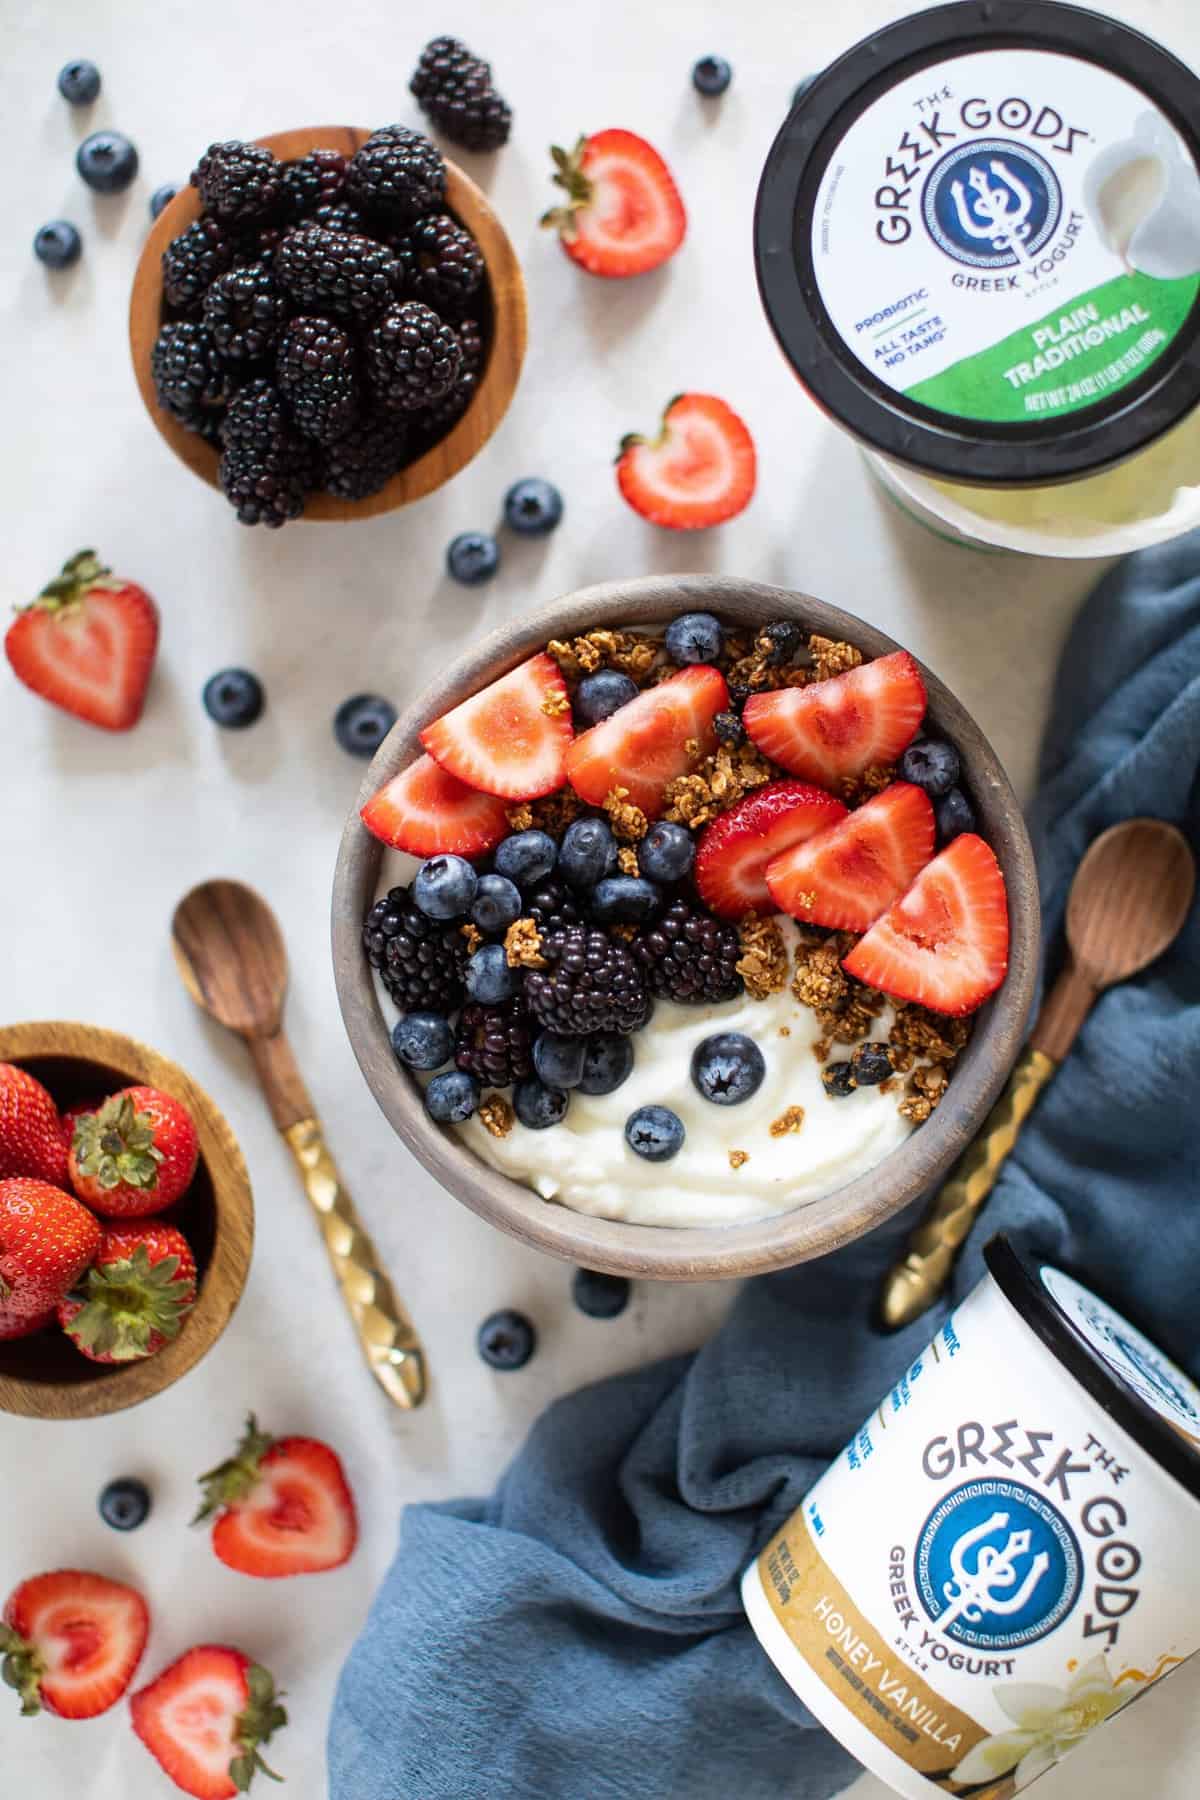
[2,1,1196,1795]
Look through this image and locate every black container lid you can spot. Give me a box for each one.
[755,0,1200,486]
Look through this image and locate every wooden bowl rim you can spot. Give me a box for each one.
[332,576,1040,1282]
[128,124,528,522]
[0,1022,253,1419]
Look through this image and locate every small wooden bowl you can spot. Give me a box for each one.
[0,1023,253,1420]
[129,126,528,520]
[332,576,1041,1283]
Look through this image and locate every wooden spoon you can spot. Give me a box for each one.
[171,879,426,1408]
[880,819,1195,1331]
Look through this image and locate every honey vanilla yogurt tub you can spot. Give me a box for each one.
[742,1235,1200,1797]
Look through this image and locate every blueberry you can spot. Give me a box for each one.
[578,1033,634,1096]
[503,478,563,536]
[559,817,618,889]
[532,1031,587,1089]
[77,129,139,194]
[334,693,397,757]
[572,1268,630,1319]
[513,1075,569,1130]
[202,668,263,729]
[425,1069,480,1123]
[392,1011,454,1071]
[149,183,177,220]
[713,710,744,748]
[477,1308,536,1370]
[446,531,499,585]
[33,222,82,269]
[471,873,522,934]
[637,821,695,883]
[759,619,804,664]
[899,739,961,798]
[625,1104,685,1161]
[821,1061,856,1099]
[98,1477,150,1531]
[936,788,976,843]
[590,876,662,925]
[693,55,732,96]
[414,854,478,920]
[850,1042,893,1087]
[494,829,556,889]
[57,60,101,105]
[665,611,724,665]
[466,943,516,1004]
[691,1032,766,1105]
[575,671,638,727]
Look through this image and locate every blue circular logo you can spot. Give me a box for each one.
[915,1479,1081,1650]
[922,139,1062,270]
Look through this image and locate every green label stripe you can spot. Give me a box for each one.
[904,271,1200,424]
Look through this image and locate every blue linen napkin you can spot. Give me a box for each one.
[329,540,1200,1800]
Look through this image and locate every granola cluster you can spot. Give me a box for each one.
[602,786,648,842]
[769,1106,806,1138]
[736,915,790,1001]
[547,629,659,684]
[662,741,775,828]
[504,918,546,969]
[505,788,583,838]
[479,1096,515,1139]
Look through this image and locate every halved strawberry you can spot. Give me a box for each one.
[195,1415,358,1579]
[616,394,756,530]
[565,663,728,818]
[420,653,572,801]
[360,753,509,857]
[1,1570,149,1719]
[843,834,1009,1016]
[542,130,686,277]
[130,1645,286,1799]
[694,780,848,918]
[5,551,159,732]
[765,783,935,932]
[744,650,926,787]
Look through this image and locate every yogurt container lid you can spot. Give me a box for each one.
[755,0,1200,485]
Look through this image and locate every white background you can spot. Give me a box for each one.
[2,1,1196,1796]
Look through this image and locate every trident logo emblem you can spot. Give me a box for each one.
[949,160,1035,266]
[936,1510,1052,1636]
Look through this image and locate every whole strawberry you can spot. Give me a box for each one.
[0,1064,69,1187]
[131,1646,286,1799]
[5,551,159,731]
[58,1220,197,1362]
[1,1570,149,1718]
[0,1301,56,1341]
[195,1415,358,1578]
[0,1177,101,1326]
[69,1086,199,1218]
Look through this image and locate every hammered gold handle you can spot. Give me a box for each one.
[283,1118,426,1409]
[879,1047,1057,1331]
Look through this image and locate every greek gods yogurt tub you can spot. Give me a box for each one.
[742,1235,1200,1797]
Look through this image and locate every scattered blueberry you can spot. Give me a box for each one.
[559,817,618,889]
[591,876,662,925]
[637,821,695,884]
[899,739,961,798]
[625,1104,685,1161]
[57,60,101,105]
[334,693,397,757]
[821,1062,856,1099]
[425,1069,480,1123]
[471,873,522,935]
[33,221,82,269]
[691,1032,766,1106]
[392,1011,454,1071]
[202,667,264,729]
[494,829,557,889]
[98,1477,151,1531]
[513,1074,569,1130]
[574,669,638,726]
[477,1308,536,1370]
[936,788,976,843]
[414,854,478,920]
[572,1268,631,1320]
[578,1033,634,1096]
[446,531,500,585]
[504,477,563,536]
[533,1031,587,1089]
[466,943,516,1004]
[850,1042,894,1087]
[759,619,804,664]
[692,55,733,96]
[713,710,745,748]
[76,129,139,194]
[149,183,177,220]
[665,611,724,665]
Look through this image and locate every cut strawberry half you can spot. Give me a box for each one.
[765,783,935,932]
[616,393,756,530]
[565,663,728,818]
[360,753,509,858]
[542,130,686,278]
[1,1569,149,1719]
[843,834,1009,1016]
[744,650,926,787]
[694,780,848,918]
[130,1645,286,1799]
[4,551,159,732]
[420,652,572,801]
[195,1415,358,1580]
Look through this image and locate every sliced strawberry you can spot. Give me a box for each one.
[419,653,572,801]
[565,663,728,818]
[765,783,935,932]
[1,1570,148,1719]
[694,780,848,918]
[130,1645,286,1799]
[843,834,1009,1016]
[616,394,756,530]
[5,552,159,732]
[744,650,926,787]
[360,753,509,857]
[196,1415,358,1580]
[542,130,686,277]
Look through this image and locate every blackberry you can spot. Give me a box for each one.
[396,212,484,312]
[277,316,360,443]
[455,999,534,1087]
[192,140,283,224]
[220,378,292,452]
[321,408,410,500]
[363,884,470,1013]
[236,224,285,268]
[151,320,228,416]
[525,927,651,1037]
[311,200,369,235]
[345,124,446,225]
[413,315,486,443]
[367,301,461,411]
[410,37,513,152]
[202,263,289,363]
[275,225,400,322]
[632,899,744,1004]
[161,217,237,311]
[218,380,317,528]
[525,876,582,939]
[279,149,347,219]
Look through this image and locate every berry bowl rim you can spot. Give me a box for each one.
[0,1021,254,1419]
[128,124,528,523]
[331,575,1040,1282]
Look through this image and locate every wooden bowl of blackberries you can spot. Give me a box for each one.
[130,117,527,526]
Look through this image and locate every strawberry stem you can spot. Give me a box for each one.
[193,1414,275,1524]
[72,1093,163,1192]
[18,550,112,618]
[0,1624,44,1718]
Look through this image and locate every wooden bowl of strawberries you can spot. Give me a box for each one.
[0,1022,252,1420]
